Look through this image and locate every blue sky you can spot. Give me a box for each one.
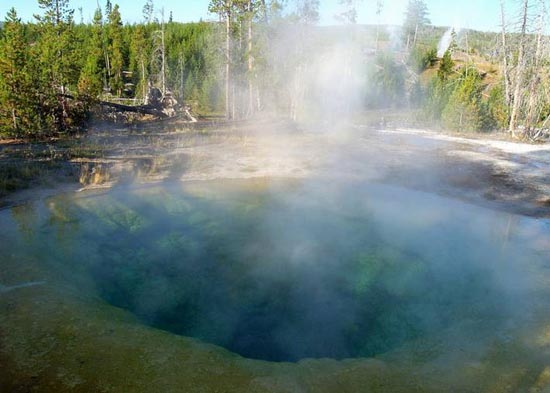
[1,0,509,32]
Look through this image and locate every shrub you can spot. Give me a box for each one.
[486,83,509,130]
[410,46,438,73]
[438,49,454,81]
[422,76,452,121]
[441,68,484,131]
[366,53,406,109]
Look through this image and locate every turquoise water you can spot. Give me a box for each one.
[1,179,548,362]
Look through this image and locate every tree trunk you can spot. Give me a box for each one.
[256,85,261,112]
[500,0,511,107]
[12,109,17,130]
[105,52,111,90]
[225,1,232,120]
[141,60,146,104]
[525,3,544,134]
[247,0,254,117]
[179,54,185,103]
[161,23,166,96]
[99,100,168,118]
[509,0,529,137]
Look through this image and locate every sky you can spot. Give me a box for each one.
[0,0,511,32]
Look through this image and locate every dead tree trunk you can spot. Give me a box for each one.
[152,13,167,98]
[161,20,166,96]
[99,100,169,118]
[225,1,233,121]
[525,0,546,136]
[247,0,255,117]
[12,109,17,130]
[141,60,147,104]
[500,0,511,107]
[509,0,529,137]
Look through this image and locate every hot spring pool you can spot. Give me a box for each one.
[1,178,549,365]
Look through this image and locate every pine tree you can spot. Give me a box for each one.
[105,0,113,16]
[143,0,154,24]
[403,0,430,48]
[107,4,124,96]
[34,0,78,132]
[337,0,358,24]
[438,49,454,81]
[296,0,320,25]
[0,8,36,136]
[442,68,484,131]
[449,29,458,53]
[423,76,451,121]
[78,7,105,98]
[368,54,406,108]
[487,83,509,130]
[129,24,149,100]
[36,3,76,92]
[36,0,74,25]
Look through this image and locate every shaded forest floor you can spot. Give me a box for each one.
[1,118,549,218]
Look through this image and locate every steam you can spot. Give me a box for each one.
[437,27,460,57]
[261,16,406,125]
[5,162,542,362]
[1,5,548,375]
[386,25,405,51]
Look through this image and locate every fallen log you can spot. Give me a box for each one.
[99,101,169,118]
[57,93,169,119]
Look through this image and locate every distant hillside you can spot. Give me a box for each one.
[314,24,499,59]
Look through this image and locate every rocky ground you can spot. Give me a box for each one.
[3,120,549,216]
[44,121,550,212]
